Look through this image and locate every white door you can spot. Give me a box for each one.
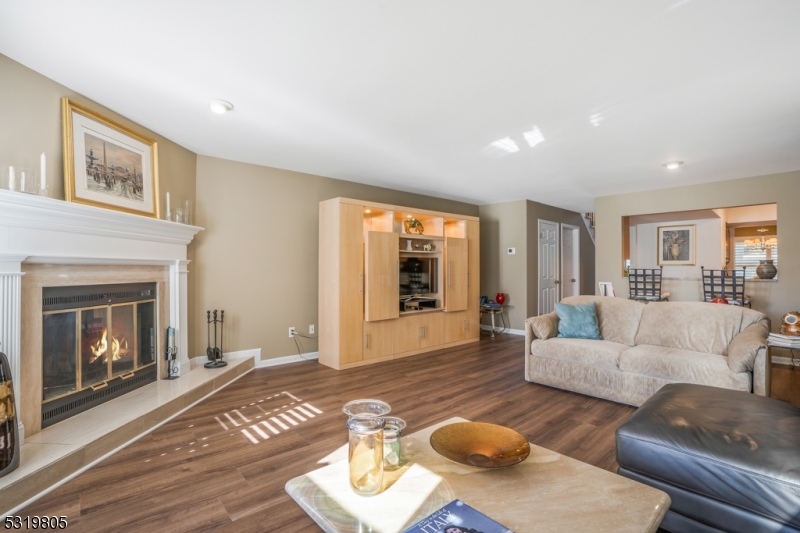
[561,224,580,299]
[539,220,559,315]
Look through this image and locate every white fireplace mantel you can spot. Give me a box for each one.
[0,189,203,443]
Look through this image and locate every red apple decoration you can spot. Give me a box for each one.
[496,293,506,305]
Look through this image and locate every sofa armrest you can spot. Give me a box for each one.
[526,312,559,344]
[728,320,770,394]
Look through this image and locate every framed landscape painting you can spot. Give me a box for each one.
[657,224,696,266]
[62,98,159,218]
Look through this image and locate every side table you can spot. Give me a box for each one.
[480,305,508,338]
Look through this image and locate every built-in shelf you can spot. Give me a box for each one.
[399,308,445,316]
[399,250,439,254]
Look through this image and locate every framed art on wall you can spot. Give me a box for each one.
[657,224,696,266]
[62,98,159,218]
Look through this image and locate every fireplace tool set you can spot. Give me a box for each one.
[205,310,227,369]
[165,327,179,380]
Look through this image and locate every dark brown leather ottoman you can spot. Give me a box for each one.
[616,383,800,533]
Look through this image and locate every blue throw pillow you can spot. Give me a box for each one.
[554,302,602,340]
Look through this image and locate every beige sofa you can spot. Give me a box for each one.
[525,295,770,406]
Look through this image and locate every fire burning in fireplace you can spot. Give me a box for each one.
[88,330,129,364]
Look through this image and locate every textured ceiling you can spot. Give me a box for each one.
[2,1,799,212]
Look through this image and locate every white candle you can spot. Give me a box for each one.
[20,171,25,192]
[40,153,46,189]
[166,192,171,219]
[8,166,14,191]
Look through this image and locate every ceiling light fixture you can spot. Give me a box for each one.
[664,161,683,170]
[209,99,234,114]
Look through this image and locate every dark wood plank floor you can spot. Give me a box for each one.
[18,335,800,532]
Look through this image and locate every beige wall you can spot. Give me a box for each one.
[0,53,199,355]
[595,170,800,356]
[480,200,595,330]
[479,201,529,329]
[193,155,478,361]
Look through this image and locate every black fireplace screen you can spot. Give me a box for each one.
[42,283,157,425]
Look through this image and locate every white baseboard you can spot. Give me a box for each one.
[257,352,319,367]
[480,325,525,336]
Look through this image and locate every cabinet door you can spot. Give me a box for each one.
[420,312,445,349]
[445,237,469,312]
[444,311,467,344]
[365,231,400,322]
[340,203,365,364]
[466,220,481,339]
[393,315,421,354]
[364,320,394,360]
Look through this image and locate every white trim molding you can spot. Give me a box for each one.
[257,352,319,367]
[0,255,26,443]
[480,325,525,336]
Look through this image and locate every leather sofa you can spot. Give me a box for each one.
[525,296,770,406]
[616,383,800,533]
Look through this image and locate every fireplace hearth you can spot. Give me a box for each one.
[41,283,158,428]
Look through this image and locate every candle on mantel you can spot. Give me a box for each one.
[20,171,26,192]
[8,166,14,191]
[166,191,171,219]
[40,153,46,189]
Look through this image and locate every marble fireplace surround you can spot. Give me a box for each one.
[0,189,202,442]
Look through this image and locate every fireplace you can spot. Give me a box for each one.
[41,283,158,428]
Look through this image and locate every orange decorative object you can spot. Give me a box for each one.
[711,298,728,304]
[781,312,800,336]
[430,421,530,468]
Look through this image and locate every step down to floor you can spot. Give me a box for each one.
[0,357,255,515]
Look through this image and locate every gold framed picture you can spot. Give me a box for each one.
[657,224,696,266]
[62,98,159,218]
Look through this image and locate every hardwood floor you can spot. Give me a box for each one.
[18,335,800,532]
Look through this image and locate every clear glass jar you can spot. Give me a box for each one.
[347,417,385,496]
[342,399,391,418]
[382,417,406,471]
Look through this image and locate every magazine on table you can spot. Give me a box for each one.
[403,499,513,533]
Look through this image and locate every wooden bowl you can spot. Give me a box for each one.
[430,422,530,468]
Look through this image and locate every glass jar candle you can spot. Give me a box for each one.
[382,417,406,471]
[347,416,385,496]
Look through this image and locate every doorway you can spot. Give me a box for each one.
[538,220,559,315]
[561,224,580,299]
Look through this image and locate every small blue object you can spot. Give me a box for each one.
[554,302,602,340]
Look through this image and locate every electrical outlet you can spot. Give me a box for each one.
[309,325,315,335]
[507,247,516,255]
[289,327,297,338]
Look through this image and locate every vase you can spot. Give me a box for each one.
[756,260,777,280]
[347,417,384,496]
[496,293,506,305]
[0,350,20,478]
[669,243,682,260]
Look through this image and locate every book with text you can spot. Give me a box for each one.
[403,499,513,533]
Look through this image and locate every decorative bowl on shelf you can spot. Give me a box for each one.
[430,421,530,468]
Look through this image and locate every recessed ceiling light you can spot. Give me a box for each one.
[209,99,233,114]
[664,161,683,170]
[364,209,371,213]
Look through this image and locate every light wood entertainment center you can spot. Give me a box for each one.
[319,198,480,369]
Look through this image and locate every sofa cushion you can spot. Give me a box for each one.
[619,344,750,391]
[616,384,800,529]
[554,302,602,339]
[531,338,628,372]
[635,302,753,356]
[561,295,644,346]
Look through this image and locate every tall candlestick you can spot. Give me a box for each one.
[8,166,14,191]
[20,171,26,192]
[40,153,46,189]
[166,192,171,219]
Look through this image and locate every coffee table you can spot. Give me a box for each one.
[285,417,670,533]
